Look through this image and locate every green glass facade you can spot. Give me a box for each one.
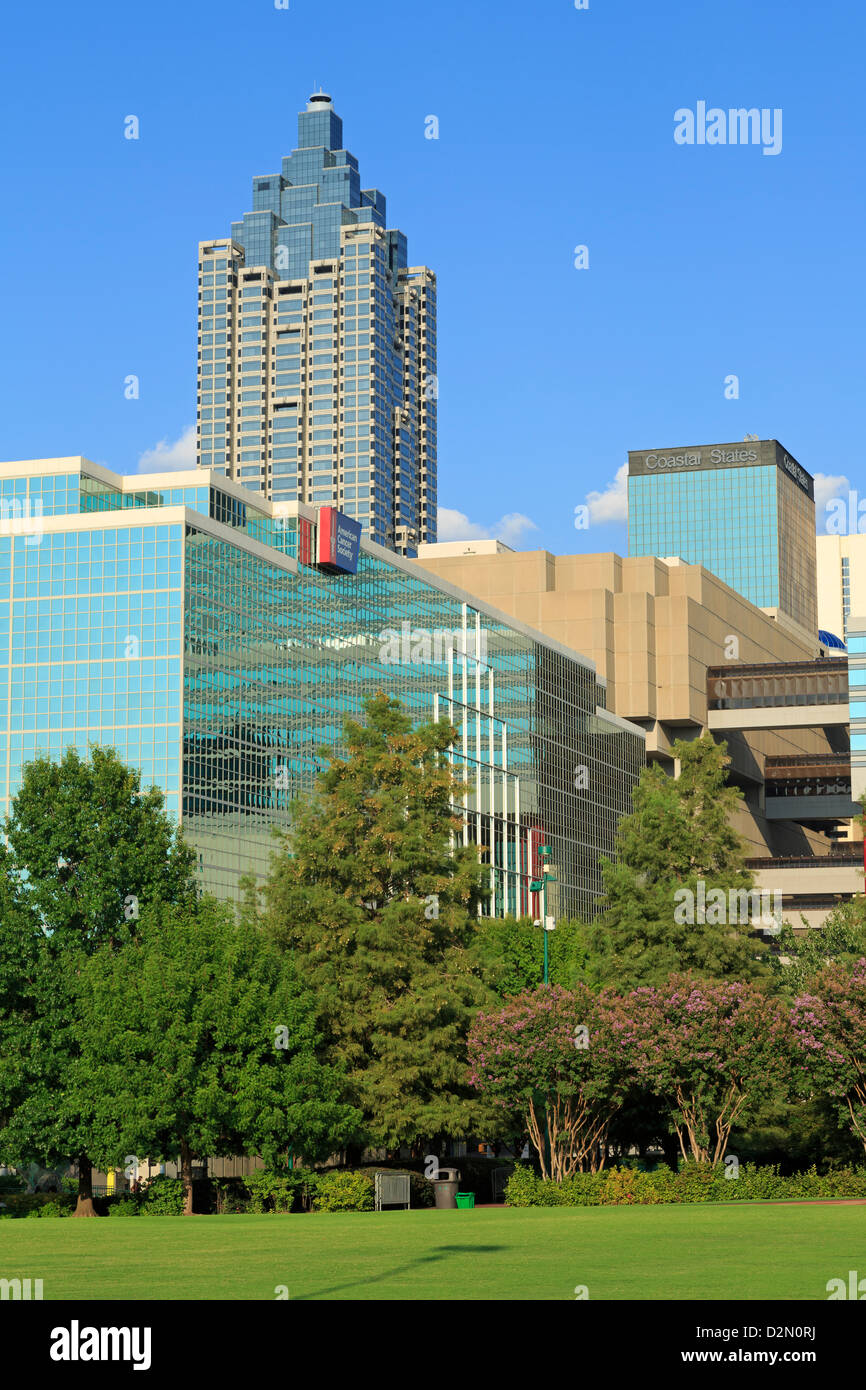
[1,518,184,823]
[0,458,644,918]
[629,465,780,607]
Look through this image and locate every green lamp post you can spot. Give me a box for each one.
[529,845,557,984]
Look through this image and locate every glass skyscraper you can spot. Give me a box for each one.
[0,457,644,919]
[628,439,818,635]
[196,92,436,557]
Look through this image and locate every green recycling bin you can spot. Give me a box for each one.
[455,1192,475,1209]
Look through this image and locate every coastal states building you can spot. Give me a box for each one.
[627,439,818,639]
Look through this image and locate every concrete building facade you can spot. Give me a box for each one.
[816,533,866,643]
[416,541,860,926]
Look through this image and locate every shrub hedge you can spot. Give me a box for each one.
[6,1163,866,1215]
[504,1163,866,1207]
[0,1192,76,1218]
[0,1168,421,1215]
[311,1170,374,1212]
[136,1176,186,1216]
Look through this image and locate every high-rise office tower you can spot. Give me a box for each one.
[628,439,818,636]
[196,92,437,556]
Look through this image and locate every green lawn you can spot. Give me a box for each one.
[2,1203,863,1300]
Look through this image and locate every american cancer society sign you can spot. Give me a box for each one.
[316,506,362,575]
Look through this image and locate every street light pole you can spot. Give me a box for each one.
[542,871,549,985]
[530,844,556,986]
[529,844,557,1179]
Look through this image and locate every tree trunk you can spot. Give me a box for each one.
[180,1139,194,1215]
[661,1132,679,1173]
[72,1153,97,1218]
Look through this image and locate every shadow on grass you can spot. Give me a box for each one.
[291,1244,508,1300]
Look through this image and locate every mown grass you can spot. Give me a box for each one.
[1,1202,862,1300]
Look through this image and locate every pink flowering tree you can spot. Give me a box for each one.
[791,958,866,1153]
[467,984,635,1180]
[628,974,792,1165]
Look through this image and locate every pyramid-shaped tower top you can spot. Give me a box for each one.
[229,92,395,278]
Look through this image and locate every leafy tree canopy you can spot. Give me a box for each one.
[68,896,362,1212]
[1,745,196,950]
[470,915,592,997]
[255,693,496,1152]
[588,735,770,989]
[0,745,197,1211]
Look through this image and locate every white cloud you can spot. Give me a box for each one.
[585,462,628,524]
[813,472,850,532]
[136,425,197,474]
[497,512,539,546]
[436,508,488,542]
[437,507,538,547]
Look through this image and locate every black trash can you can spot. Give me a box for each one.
[432,1168,459,1209]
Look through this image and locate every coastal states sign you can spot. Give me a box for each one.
[627,440,814,500]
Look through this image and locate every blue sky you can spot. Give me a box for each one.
[1,0,863,555]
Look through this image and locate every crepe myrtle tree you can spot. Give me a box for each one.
[467,984,636,1180]
[628,975,792,1166]
[790,958,866,1155]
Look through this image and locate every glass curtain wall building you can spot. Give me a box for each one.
[628,439,818,635]
[0,457,644,920]
[197,92,436,557]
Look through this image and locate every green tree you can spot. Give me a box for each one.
[0,746,197,1214]
[255,693,495,1154]
[589,735,770,988]
[0,872,42,1146]
[470,915,592,997]
[3,746,195,948]
[69,897,361,1213]
[772,897,866,995]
